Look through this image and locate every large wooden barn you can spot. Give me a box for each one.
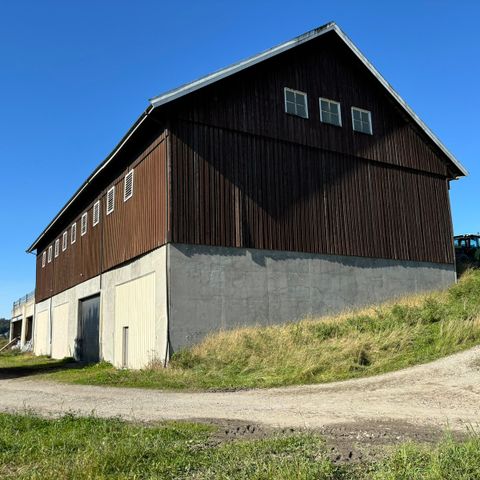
[28,23,467,368]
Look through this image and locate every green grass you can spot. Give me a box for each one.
[3,269,480,391]
[0,412,479,479]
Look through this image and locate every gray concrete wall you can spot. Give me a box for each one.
[167,244,456,352]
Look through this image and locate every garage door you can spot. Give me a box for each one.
[51,303,70,359]
[114,273,156,369]
[34,310,49,356]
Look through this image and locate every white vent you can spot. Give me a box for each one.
[93,200,100,226]
[71,223,77,244]
[47,245,53,263]
[124,170,134,202]
[54,239,60,258]
[106,186,115,215]
[81,212,88,236]
[42,251,46,268]
[62,231,68,251]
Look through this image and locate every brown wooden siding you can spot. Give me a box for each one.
[35,134,168,303]
[169,120,454,264]
[171,32,451,178]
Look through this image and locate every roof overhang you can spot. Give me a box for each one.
[27,105,154,253]
[150,22,468,179]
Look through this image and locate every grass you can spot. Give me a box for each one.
[3,269,480,391]
[0,412,479,479]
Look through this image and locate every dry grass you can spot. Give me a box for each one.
[169,269,480,388]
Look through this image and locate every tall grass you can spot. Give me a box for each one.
[37,269,480,390]
[165,269,480,389]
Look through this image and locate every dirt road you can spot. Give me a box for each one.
[1,347,479,433]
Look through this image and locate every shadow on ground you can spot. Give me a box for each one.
[0,357,85,380]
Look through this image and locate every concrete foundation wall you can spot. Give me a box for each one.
[167,244,456,352]
[34,246,168,367]
[10,299,34,347]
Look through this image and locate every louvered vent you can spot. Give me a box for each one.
[93,201,100,226]
[107,186,115,215]
[81,212,88,235]
[71,223,77,244]
[124,170,134,202]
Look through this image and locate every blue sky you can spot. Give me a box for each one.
[0,1,478,318]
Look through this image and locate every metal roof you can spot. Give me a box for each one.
[27,22,468,253]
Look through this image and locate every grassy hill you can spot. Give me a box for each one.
[38,268,480,390]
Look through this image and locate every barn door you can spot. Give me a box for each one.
[77,295,100,363]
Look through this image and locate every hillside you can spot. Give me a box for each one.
[39,268,480,391]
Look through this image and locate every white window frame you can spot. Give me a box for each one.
[106,186,115,215]
[319,97,342,126]
[42,251,46,268]
[81,212,88,236]
[62,231,68,251]
[284,87,309,119]
[351,107,373,135]
[47,245,53,263]
[54,239,60,258]
[71,223,77,244]
[123,170,134,202]
[93,200,100,226]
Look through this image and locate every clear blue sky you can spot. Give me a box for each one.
[1,1,478,318]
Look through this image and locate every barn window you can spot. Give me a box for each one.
[54,239,60,258]
[351,107,373,134]
[319,98,342,126]
[93,200,100,226]
[106,186,115,215]
[62,231,68,251]
[71,223,77,244]
[284,88,308,118]
[42,251,46,268]
[81,212,88,236]
[124,170,134,202]
[47,245,52,263]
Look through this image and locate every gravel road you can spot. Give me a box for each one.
[1,347,480,435]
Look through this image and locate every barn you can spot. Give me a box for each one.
[27,23,467,368]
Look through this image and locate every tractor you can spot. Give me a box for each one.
[454,234,480,268]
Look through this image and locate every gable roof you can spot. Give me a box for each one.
[27,22,467,253]
[150,22,467,178]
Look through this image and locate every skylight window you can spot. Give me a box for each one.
[351,107,373,135]
[319,98,342,126]
[284,88,308,118]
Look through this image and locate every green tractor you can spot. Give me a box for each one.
[454,234,480,266]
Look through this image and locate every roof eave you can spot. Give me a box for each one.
[26,105,155,253]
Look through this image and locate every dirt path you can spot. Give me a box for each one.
[1,347,480,436]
